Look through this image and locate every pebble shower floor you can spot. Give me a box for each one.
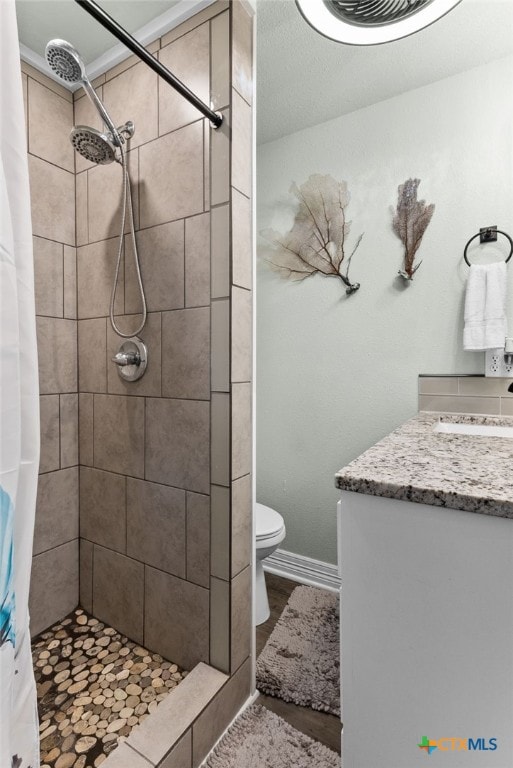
[32,609,187,767]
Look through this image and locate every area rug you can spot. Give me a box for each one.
[256,585,340,716]
[204,704,340,768]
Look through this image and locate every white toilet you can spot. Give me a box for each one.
[255,502,286,625]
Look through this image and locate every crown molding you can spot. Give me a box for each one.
[19,0,216,92]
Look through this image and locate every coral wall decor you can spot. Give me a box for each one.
[392,178,435,280]
[261,174,363,295]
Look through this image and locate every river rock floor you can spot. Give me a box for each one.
[32,608,187,768]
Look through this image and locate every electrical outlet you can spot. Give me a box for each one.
[485,348,513,377]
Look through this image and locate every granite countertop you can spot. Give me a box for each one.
[335,412,513,518]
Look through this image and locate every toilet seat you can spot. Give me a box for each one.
[255,502,286,625]
[256,502,285,541]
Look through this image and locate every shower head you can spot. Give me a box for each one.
[46,38,122,147]
[45,39,87,84]
[70,126,117,165]
[296,0,462,45]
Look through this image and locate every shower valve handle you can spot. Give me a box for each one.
[112,351,140,367]
[111,338,147,382]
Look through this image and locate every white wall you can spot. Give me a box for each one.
[257,55,513,564]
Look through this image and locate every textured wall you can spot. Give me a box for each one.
[23,63,79,636]
[257,55,513,564]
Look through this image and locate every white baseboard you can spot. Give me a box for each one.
[263,548,340,593]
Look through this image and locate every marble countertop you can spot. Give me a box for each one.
[335,412,513,518]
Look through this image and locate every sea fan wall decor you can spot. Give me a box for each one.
[392,178,435,280]
[261,173,363,295]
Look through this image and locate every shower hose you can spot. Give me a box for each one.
[110,141,147,338]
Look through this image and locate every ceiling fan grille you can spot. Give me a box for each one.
[325,0,434,27]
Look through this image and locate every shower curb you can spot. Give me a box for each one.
[102,660,251,768]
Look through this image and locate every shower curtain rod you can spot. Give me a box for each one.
[74,0,223,128]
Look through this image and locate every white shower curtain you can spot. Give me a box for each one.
[0,1,40,767]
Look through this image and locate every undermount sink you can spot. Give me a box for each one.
[433,420,513,438]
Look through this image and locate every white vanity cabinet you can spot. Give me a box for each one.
[337,489,513,768]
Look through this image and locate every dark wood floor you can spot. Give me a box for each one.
[256,572,342,755]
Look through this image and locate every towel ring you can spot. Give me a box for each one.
[464,229,513,266]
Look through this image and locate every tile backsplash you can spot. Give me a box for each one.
[419,375,513,416]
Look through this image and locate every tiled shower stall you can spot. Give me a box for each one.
[23,1,253,764]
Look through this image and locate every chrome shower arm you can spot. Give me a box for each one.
[80,77,121,146]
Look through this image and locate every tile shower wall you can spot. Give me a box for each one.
[22,63,79,636]
[419,375,513,415]
[23,9,253,747]
[75,0,253,710]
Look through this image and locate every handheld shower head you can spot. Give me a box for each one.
[45,39,87,83]
[45,38,122,146]
[71,126,117,165]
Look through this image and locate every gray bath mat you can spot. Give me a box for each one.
[204,703,340,768]
[256,585,340,716]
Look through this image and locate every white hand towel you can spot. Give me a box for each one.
[463,262,507,350]
[484,261,508,348]
[464,264,487,350]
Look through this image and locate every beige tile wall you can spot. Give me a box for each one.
[75,0,253,707]
[22,63,79,636]
[419,375,513,415]
[24,3,253,739]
